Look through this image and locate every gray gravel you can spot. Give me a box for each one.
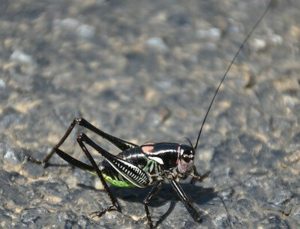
[0,0,299,228]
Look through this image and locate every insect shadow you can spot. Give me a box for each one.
[77,181,217,227]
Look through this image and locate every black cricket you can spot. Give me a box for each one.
[28,1,273,228]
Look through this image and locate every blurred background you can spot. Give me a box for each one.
[0,0,299,228]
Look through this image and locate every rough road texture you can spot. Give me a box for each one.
[0,0,299,228]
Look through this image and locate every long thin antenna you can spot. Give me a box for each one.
[194,0,273,150]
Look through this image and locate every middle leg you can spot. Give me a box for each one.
[143,182,163,228]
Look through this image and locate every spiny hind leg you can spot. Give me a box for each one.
[77,133,121,216]
[27,117,137,166]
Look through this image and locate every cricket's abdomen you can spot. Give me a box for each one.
[100,146,165,188]
[100,147,150,188]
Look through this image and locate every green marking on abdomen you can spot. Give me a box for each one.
[103,173,135,188]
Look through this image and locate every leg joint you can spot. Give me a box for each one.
[77,132,85,141]
[74,117,84,125]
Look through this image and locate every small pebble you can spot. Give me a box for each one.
[10,50,34,65]
[146,37,168,52]
[197,27,221,41]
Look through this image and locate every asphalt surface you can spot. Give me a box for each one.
[0,0,299,228]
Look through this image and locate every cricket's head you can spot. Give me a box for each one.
[177,144,195,174]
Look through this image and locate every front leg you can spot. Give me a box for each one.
[190,166,210,184]
[169,179,204,222]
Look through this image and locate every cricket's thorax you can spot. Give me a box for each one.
[101,142,195,188]
[141,143,179,169]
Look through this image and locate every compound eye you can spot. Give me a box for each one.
[182,154,192,163]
